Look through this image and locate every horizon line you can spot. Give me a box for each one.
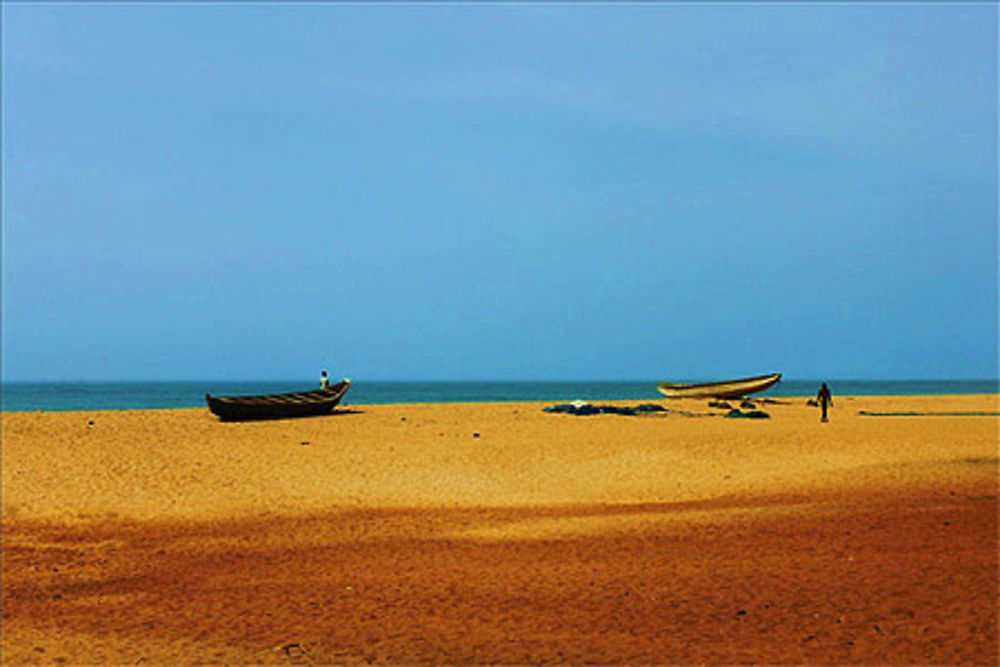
[3,377,998,385]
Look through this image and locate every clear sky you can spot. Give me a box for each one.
[2,3,997,381]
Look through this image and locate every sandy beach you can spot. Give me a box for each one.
[3,394,997,664]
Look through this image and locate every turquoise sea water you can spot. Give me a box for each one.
[1,379,997,412]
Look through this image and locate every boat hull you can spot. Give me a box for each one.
[657,373,781,399]
[206,380,351,421]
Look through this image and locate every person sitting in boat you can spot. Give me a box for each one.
[320,370,330,391]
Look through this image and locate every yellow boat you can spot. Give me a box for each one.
[657,373,781,399]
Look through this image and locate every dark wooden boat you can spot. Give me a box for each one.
[206,380,351,421]
[657,373,781,399]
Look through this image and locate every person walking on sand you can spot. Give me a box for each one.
[817,383,833,422]
[320,370,330,391]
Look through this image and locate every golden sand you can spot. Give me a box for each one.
[3,394,998,663]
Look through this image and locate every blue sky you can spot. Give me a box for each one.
[3,3,997,381]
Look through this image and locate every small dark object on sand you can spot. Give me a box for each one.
[725,409,770,419]
[740,400,756,409]
[544,403,667,417]
[281,643,306,656]
[708,400,733,410]
[806,399,819,407]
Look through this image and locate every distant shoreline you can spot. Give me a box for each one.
[2,379,998,413]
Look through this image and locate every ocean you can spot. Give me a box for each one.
[1,379,997,413]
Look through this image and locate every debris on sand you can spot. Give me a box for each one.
[543,403,726,418]
[724,409,770,420]
[543,403,667,417]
